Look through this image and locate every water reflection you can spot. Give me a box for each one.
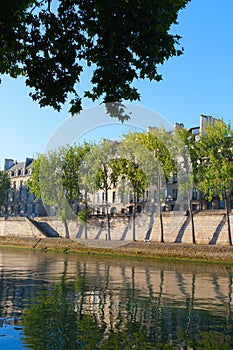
[0,248,233,349]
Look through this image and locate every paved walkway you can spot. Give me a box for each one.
[73,239,132,248]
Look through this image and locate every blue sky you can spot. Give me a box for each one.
[1,0,233,169]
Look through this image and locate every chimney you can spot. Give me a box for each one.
[25,157,33,168]
[174,123,184,130]
[4,159,15,171]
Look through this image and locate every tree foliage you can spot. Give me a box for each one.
[111,157,148,199]
[134,129,176,181]
[27,154,43,199]
[0,170,10,206]
[0,0,190,115]
[174,127,197,243]
[62,143,91,205]
[196,120,233,245]
[196,120,233,202]
[129,129,176,242]
[82,139,119,239]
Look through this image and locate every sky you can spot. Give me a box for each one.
[1,0,233,169]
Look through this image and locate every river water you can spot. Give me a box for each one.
[0,247,233,349]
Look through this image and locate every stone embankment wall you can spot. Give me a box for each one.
[0,217,45,237]
[0,210,231,245]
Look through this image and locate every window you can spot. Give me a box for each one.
[192,188,198,200]
[96,192,101,203]
[173,173,178,183]
[173,189,178,201]
[219,200,224,209]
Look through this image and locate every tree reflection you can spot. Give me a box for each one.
[19,258,233,350]
[22,261,79,350]
[101,322,154,350]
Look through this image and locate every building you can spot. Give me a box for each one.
[1,114,228,218]
[2,158,46,217]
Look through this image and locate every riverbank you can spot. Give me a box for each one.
[1,235,233,263]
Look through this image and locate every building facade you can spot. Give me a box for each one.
[2,114,231,218]
[2,158,46,217]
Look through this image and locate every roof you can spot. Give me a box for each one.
[7,159,33,172]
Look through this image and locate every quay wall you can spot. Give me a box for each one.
[0,210,232,245]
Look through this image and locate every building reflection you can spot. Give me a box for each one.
[0,250,232,348]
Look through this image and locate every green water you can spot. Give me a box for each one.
[0,247,233,349]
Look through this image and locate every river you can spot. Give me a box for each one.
[0,247,233,349]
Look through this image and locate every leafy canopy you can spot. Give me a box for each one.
[196,120,233,201]
[0,171,10,206]
[0,0,190,116]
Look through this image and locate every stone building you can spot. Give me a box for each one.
[165,114,231,212]
[1,114,229,218]
[2,158,46,217]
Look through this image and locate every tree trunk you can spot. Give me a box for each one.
[187,191,196,244]
[159,212,164,243]
[105,189,111,240]
[199,190,203,211]
[64,220,70,238]
[190,209,196,244]
[133,193,136,241]
[84,190,88,239]
[157,174,164,243]
[84,209,88,239]
[224,194,232,246]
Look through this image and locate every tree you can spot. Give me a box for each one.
[111,157,148,241]
[82,139,119,240]
[135,129,176,242]
[0,171,10,212]
[63,143,92,238]
[27,154,43,199]
[28,148,74,238]
[196,120,233,246]
[0,0,190,116]
[174,127,197,244]
[28,144,91,237]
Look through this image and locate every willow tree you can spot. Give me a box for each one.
[0,0,190,116]
[196,120,233,246]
